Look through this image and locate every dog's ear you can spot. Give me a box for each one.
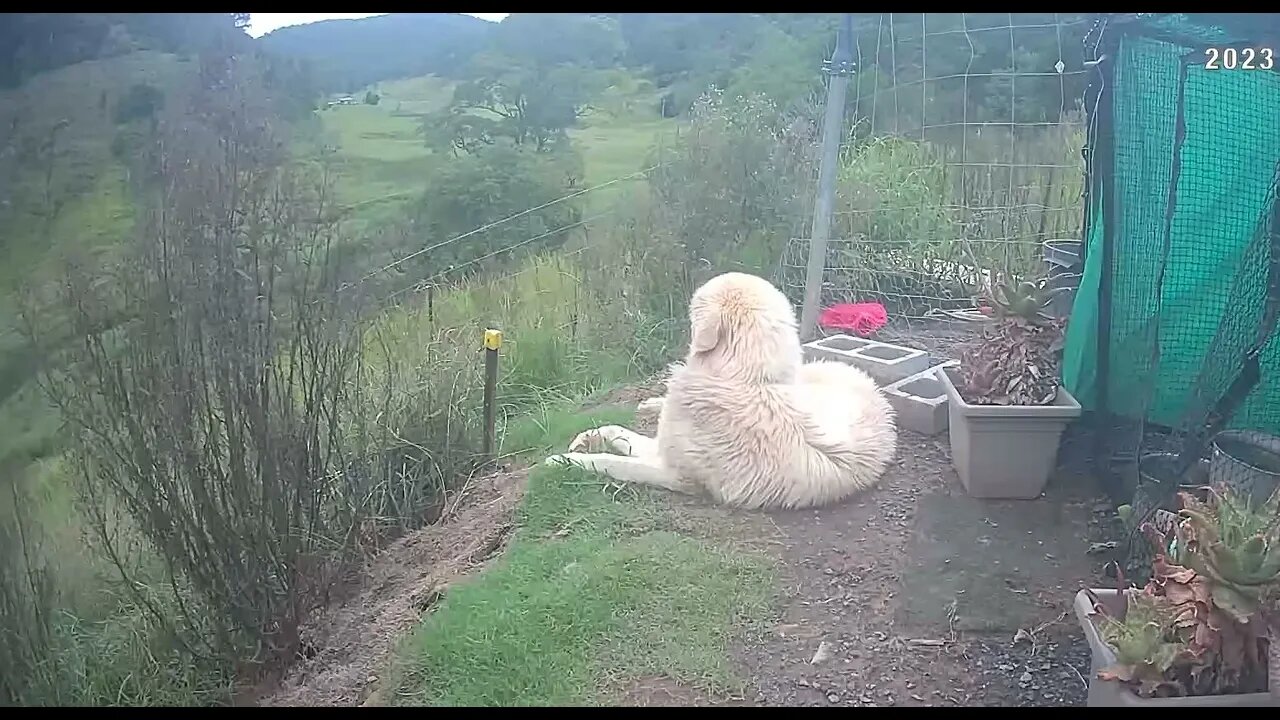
[689,310,723,354]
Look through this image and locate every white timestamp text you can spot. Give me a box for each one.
[1204,47,1275,70]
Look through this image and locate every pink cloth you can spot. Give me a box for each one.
[819,302,888,337]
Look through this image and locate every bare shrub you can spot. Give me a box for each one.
[0,462,56,705]
[24,50,429,671]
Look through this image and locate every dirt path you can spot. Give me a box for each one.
[253,466,527,707]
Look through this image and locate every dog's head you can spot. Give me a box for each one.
[685,272,802,383]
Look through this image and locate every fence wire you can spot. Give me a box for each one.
[782,13,1092,356]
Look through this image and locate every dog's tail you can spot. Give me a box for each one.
[797,361,898,498]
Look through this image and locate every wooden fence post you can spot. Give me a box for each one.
[482,328,502,461]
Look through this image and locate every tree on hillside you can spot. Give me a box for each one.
[424,53,600,155]
[726,23,826,110]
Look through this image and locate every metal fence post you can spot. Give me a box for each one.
[799,13,856,342]
[482,328,502,461]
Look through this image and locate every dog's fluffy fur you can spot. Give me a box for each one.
[545,271,898,510]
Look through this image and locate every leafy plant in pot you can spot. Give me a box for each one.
[1078,486,1280,705]
[936,278,1082,499]
[1177,487,1280,699]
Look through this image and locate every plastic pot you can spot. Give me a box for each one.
[937,366,1081,499]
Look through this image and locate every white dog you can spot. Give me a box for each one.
[545,272,898,510]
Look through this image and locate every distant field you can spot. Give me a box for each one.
[305,77,450,228]
[313,72,675,224]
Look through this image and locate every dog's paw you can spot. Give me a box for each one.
[567,425,631,455]
[544,453,578,468]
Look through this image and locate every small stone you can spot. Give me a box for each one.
[827,692,841,703]
[810,641,834,665]
[1020,671,1033,684]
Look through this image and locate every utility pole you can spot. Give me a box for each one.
[799,13,855,342]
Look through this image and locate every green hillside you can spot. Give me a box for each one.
[259,13,492,94]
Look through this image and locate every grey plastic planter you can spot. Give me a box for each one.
[937,366,1081,499]
[1075,589,1277,706]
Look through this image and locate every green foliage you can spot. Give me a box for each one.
[724,23,825,110]
[647,90,816,299]
[407,144,583,281]
[112,82,164,125]
[828,119,1085,319]
[260,13,1092,124]
[493,13,625,70]
[1095,589,1191,697]
[258,13,492,94]
[1175,488,1280,624]
[0,13,252,88]
[847,13,1091,129]
[425,53,603,155]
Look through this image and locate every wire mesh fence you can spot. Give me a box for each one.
[781,13,1092,355]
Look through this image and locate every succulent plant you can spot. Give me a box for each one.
[1095,587,1193,697]
[990,278,1058,325]
[1175,487,1280,697]
[1176,487,1280,625]
[1095,486,1280,698]
[958,277,1066,406]
[1094,552,1268,697]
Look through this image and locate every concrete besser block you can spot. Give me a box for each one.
[883,362,958,436]
[802,334,932,386]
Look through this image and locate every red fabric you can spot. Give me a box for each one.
[819,302,888,337]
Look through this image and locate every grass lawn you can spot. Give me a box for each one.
[386,403,776,706]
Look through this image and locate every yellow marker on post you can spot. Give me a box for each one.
[484,328,503,351]
[482,328,502,460]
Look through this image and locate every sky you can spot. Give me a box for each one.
[245,13,509,38]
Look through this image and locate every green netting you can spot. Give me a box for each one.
[1062,13,1280,434]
